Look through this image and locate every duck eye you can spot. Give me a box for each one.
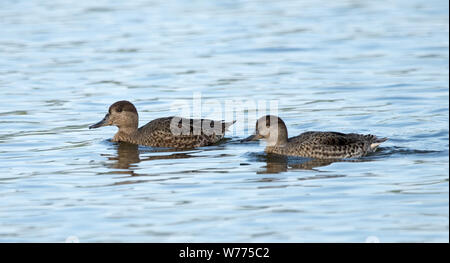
[116,108,122,113]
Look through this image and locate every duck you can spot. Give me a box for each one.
[89,100,235,148]
[242,115,387,159]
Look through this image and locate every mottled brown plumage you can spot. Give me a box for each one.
[243,115,387,159]
[89,101,235,148]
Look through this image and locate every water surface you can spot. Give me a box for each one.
[0,0,448,242]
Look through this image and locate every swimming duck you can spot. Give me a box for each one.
[89,101,235,148]
[242,115,387,159]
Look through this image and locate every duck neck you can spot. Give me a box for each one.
[267,126,288,147]
[114,124,138,143]
[118,125,138,136]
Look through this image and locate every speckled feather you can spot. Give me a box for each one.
[267,131,387,158]
[114,117,235,148]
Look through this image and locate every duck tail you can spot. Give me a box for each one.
[223,120,236,131]
[370,137,388,150]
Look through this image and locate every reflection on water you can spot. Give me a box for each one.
[103,143,140,170]
[247,151,373,174]
[263,157,342,173]
[102,142,194,170]
[246,145,444,174]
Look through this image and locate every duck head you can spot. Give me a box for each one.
[89,101,139,132]
[242,115,288,146]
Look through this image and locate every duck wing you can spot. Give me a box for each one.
[285,131,387,158]
[137,117,235,148]
[289,131,378,146]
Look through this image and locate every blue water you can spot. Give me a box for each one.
[0,0,448,242]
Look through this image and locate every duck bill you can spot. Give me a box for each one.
[89,114,111,129]
[241,133,263,142]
